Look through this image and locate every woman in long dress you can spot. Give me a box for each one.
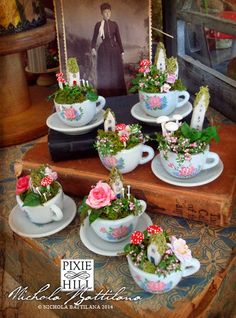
[91,2,127,97]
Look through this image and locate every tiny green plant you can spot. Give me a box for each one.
[157,122,220,162]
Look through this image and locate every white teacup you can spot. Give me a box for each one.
[127,255,200,293]
[160,149,220,178]
[99,143,155,174]
[54,96,106,127]
[139,90,190,117]
[16,187,64,224]
[91,200,146,242]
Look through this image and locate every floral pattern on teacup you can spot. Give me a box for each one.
[134,276,173,293]
[100,224,133,241]
[143,95,168,111]
[167,162,201,178]
[60,106,83,121]
[101,156,125,170]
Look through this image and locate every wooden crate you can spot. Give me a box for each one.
[22,124,236,226]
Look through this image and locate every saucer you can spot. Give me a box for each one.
[131,101,192,125]
[80,213,152,256]
[46,110,105,135]
[151,154,224,187]
[9,195,76,238]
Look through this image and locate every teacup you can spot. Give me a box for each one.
[127,255,200,293]
[91,200,146,242]
[99,143,155,174]
[16,187,64,224]
[139,90,190,117]
[160,149,220,178]
[54,96,106,127]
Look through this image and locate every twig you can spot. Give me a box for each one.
[152,27,174,39]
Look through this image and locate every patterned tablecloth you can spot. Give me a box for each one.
[1,108,236,317]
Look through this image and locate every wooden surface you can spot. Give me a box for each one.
[22,124,236,226]
[0,19,55,147]
[0,86,53,147]
[0,19,56,56]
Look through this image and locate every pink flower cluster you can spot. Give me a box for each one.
[86,181,116,209]
[16,176,30,195]
[56,72,66,84]
[139,59,151,74]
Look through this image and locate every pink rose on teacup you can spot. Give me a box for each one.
[149,96,161,109]
[112,225,129,239]
[168,236,192,263]
[146,281,166,292]
[64,107,76,119]
[86,181,116,209]
[16,175,30,195]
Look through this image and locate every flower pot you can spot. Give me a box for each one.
[139,90,190,117]
[91,200,147,242]
[54,96,105,127]
[127,255,200,294]
[99,143,154,174]
[16,186,64,224]
[160,149,220,178]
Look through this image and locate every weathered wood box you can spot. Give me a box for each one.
[22,124,236,227]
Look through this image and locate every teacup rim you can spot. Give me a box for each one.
[54,99,97,106]
[139,90,184,95]
[16,184,63,208]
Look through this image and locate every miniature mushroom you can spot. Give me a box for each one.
[156,116,170,135]
[165,121,179,133]
[172,114,183,126]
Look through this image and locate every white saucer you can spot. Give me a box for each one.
[46,110,105,135]
[151,154,224,187]
[131,101,192,125]
[80,212,153,256]
[9,195,76,238]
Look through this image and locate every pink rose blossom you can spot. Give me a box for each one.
[16,176,30,195]
[160,83,171,93]
[86,181,116,209]
[112,226,128,238]
[166,73,176,84]
[149,96,161,109]
[64,107,76,119]
[146,281,166,292]
[139,67,146,73]
[168,236,192,263]
[115,124,126,132]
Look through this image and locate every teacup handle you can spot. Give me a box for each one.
[139,145,155,165]
[96,96,106,113]
[182,258,200,277]
[177,91,190,108]
[50,204,63,221]
[202,152,220,171]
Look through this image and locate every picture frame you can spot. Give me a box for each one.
[53,0,152,96]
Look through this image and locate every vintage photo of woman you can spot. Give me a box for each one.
[55,0,150,97]
[91,3,127,97]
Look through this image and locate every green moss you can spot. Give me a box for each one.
[166,57,177,74]
[143,261,156,274]
[67,57,79,73]
[194,86,210,110]
[150,232,167,255]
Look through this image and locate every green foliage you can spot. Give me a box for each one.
[78,196,142,224]
[95,124,144,156]
[171,79,186,91]
[67,57,79,73]
[22,192,41,207]
[157,123,220,159]
[49,84,98,104]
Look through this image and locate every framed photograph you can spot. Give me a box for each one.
[54,0,152,97]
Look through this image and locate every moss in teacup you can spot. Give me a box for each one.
[16,165,60,207]
[48,58,98,104]
[95,108,145,157]
[79,168,143,224]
